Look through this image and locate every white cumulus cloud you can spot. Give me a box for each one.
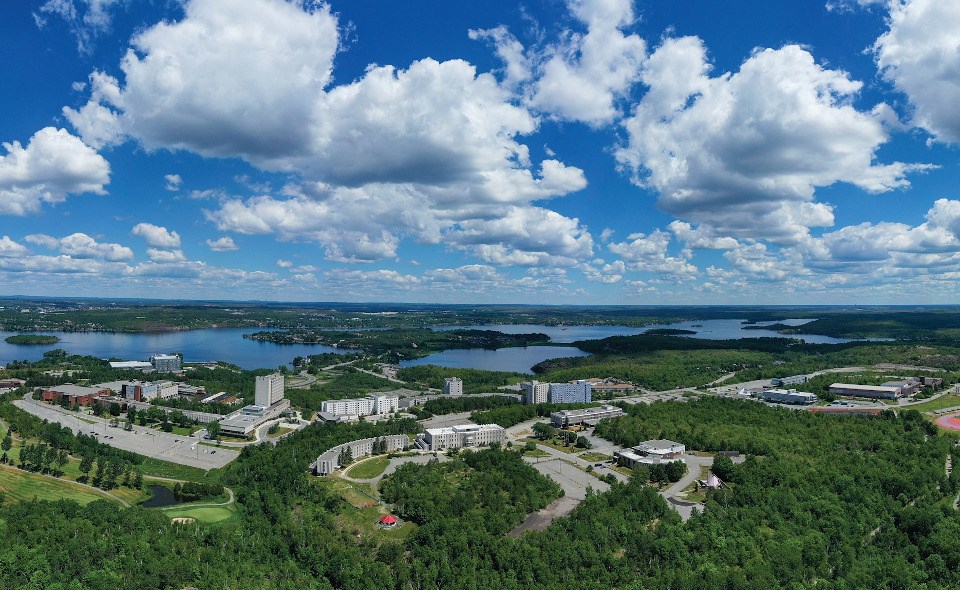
[131,223,181,249]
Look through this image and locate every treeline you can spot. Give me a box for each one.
[411,395,520,418]
[380,447,563,534]
[397,364,532,392]
[285,368,399,412]
[173,481,224,502]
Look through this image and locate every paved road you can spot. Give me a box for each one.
[15,397,238,469]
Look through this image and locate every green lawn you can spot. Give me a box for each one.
[522,448,550,458]
[139,457,221,484]
[904,394,960,414]
[518,437,579,454]
[0,466,120,505]
[265,426,295,439]
[345,456,390,479]
[578,452,612,463]
[163,505,235,524]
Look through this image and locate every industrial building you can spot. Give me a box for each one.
[321,395,399,418]
[150,354,182,372]
[313,435,411,475]
[521,380,550,405]
[417,423,505,451]
[771,375,809,387]
[759,388,817,405]
[443,377,463,396]
[41,384,110,406]
[615,439,686,468]
[550,405,625,427]
[255,373,285,407]
[829,383,902,400]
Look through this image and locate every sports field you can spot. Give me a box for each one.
[935,413,960,431]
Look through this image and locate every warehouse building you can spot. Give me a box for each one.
[759,388,817,405]
[829,383,902,400]
[550,405,625,427]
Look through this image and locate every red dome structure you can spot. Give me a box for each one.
[379,515,398,526]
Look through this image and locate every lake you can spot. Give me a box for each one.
[399,345,590,374]
[432,324,647,343]
[0,327,352,370]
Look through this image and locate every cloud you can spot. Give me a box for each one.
[873,0,960,143]
[608,230,697,276]
[146,248,187,263]
[616,38,932,243]
[131,223,181,248]
[35,0,124,54]
[526,0,646,125]
[668,221,740,250]
[165,174,182,191]
[0,127,110,216]
[62,71,124,149]
[25,232,133,261]
[0,236,29,258]
[276,259,293,268]
[206,236,238,251]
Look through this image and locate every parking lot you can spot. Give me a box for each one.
[527,457,609,501]
[14,398,238,470]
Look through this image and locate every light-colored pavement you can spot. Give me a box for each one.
[526,457,609,501]
[418,411,475,429]
[15,397,238,469]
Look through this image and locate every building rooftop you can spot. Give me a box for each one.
[109,361,153,369]
[830,383,900,392]
[46,384,107,396]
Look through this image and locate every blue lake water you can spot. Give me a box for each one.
[399,346,590,374]
[0,328,351,370]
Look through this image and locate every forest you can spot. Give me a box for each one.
[396,364,532,392]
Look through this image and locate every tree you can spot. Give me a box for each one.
[109,402,121,417]
[575,436,591,449]
[79,454,94,482]
[133,470,143,489]
[44,445,58,473]
[532,422,556,441]
[711,454,737,484]
[56,449,68,475]
[1,432,11,463]
[207,421,221,440]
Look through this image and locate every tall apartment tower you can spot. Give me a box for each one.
[443,377,463,396]
[521,380,549,405]
[255,373,285,407]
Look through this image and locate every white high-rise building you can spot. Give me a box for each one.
[443,377,463,396]
[521,380,550,404]
[255,373,285,407]
[321,395,399,417]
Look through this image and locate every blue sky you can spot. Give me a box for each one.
[1,0,959,304]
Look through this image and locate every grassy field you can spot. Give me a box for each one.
[345,456,390,479]
[314,478,417,542]
[522,448,550,458]
[518,437,579,454]
[578,452,612,463]
[903,394,960,414]
[138,457,221,483]
[0,466,120,505]
[162,505,235,523]
[265,426,295,439]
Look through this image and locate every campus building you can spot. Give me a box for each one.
[150,354,182,372]
[829,383,902,400]
[521,380,550,405]
[771,375,809,387]
[550,405,625,428]
[417,423,505,451]
[313,434,411,476]
[255,373,285,407]
[320,395,399,418]
[549,381,592,404]
[759,388,817,405]
[41,384,110,406]
[443,377,463,396]
[615,439,686,468]
[218,399,292,437]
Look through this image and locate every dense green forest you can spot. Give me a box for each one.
[3,334,60,345]
[284,368,400,413]
[397,364,532,391]
[2,381,960,588]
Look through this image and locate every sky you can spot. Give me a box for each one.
[0,0,959,304]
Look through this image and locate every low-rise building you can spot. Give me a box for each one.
[829,383,902,400]
[120,380,178,402]
[41,384,110,406]
[313,434,411,475]
[443,377,463,396]
[771,375,809,387]
[615,439,686,468]
[759,388,817,405]
[550,405,625,428]
[321,395,399,418]
[920,376,944,388]
[881,379,922,396]
[0,378,26,391]
[218,399,292,437]
[108,360,154,371]
[417,423,505,451]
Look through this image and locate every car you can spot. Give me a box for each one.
[211,450,216,454]
[594,463,604,468]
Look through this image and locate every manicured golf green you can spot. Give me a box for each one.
[163,505,235,523]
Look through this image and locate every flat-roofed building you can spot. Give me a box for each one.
[548,381,592,404]
[881,380,921,396]
[109,360,154,371]
[443,377,463,396]
[41,384,110,406]
[0,378,26,391]
[760,389,817,405]
[418,423,505,451]
[150,354,182,372]
[521,380,550,405]
[829,383,902,400]
[255,373,285,407]
[550,405,624,427]
[615,439,686,468]
[321,395,398,418]
[219,399,292,437]
[313,435,410,475]
[771,375,808,387]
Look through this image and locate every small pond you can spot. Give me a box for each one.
[140,484,184,508]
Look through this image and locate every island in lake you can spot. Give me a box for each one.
[644,328,697,336]
[4,334,61,345]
